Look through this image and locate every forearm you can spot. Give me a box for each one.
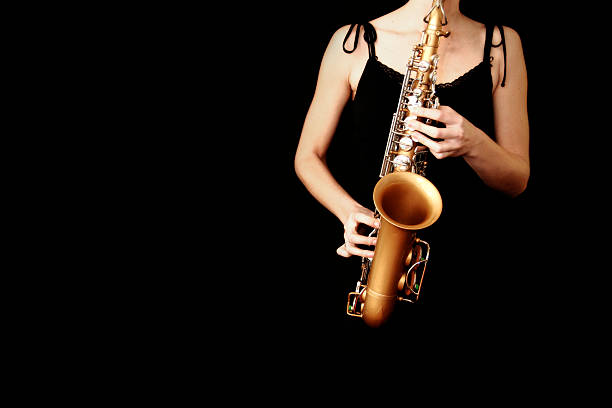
[294,153,363,223]
[404,105,530,197]
[464,133,529,197]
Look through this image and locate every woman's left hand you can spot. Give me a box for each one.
[404,105,484,159]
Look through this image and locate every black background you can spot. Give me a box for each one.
[24,0,608,391]
[165,1,607,364]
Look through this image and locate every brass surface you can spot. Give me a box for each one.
[361,172,442,327]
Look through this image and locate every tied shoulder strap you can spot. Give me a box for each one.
[484,24,507,87]
[342,22,377,59]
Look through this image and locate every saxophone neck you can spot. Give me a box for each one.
[424,0,450,38]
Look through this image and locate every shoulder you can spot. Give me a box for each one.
[491,25,525,70]
[492,25,523,57]
[320,24,371,73]
[331,24,353,47]
[491,25,527,92]
[327,24,372,58]
[495,25,521,46]
[313,24,370,93]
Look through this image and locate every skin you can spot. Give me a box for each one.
[294,0,529,259]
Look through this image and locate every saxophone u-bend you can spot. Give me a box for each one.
[346,0,448,327]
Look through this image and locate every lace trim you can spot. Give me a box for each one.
[372,58,489,88]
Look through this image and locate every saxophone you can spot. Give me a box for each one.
[346,0,448,327]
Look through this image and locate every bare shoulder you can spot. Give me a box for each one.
[319,24,370,91]
[326,24,370,60]
[492,25,526,70]
[491,25,527,92]
[329,24,352,50]
[498,25,524,59]
[496,25,521,45]
[315,25,362,74]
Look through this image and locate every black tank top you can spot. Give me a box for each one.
[336,22,514,314]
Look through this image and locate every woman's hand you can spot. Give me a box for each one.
[404,105,484,160]
[336,206,380,258]
[405,103,529,196]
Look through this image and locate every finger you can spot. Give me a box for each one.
[410,131,445,154]
[353,212,381,229]
[345,243,375,259]
[412,131,454,159]
[405,119,446,140]
[345,215,357,232]
[407,105,445,122]
[347,233,377,247]
[338,242,375,258]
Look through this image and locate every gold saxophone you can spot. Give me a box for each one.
[346,0,449,327]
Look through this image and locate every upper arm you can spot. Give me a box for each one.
[296,26,356,161]
[491,26,530,167]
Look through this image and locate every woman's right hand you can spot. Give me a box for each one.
[336,206,380,258]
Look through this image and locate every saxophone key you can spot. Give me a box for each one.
[398,136,414,151]
[391,154,412,171]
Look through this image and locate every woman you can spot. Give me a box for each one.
[294,0,529,323]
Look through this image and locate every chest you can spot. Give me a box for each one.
[374,22,487,81]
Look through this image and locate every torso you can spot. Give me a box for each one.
[338,15,505,223]
[347,14,504,100]
[328,14,517,312]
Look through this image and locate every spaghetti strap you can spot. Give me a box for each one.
[483,24,507,87]
[342,22,377,59]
